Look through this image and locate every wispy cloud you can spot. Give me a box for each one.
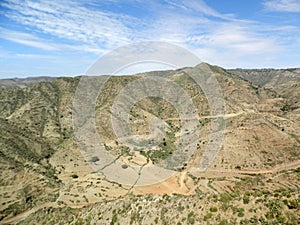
[0,0,299,73]
[264,0,300,12]
[191,23,282,54]
[162,0,231,19]
[15,53,56,59]
[139,5,285,66]
[0,0,240,49]
[0,27,106,54]
[0,27,58,51]
[0,0,134,48]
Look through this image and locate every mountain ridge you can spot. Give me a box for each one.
[0,63,299,224]
[1,65,299,89]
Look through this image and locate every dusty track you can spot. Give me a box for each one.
[0,202,58,225]
[2,160,299,224]
[134,159,300,195]
[206,159,300,175]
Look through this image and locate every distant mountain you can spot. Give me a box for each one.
[228,68,300,112]
[228,68,300,88]
[0,77,56,88]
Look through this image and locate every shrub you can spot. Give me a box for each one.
[220,193,232,203]
[238,211,244,217]
[89,156,100,162]
[71,174,78,179]
[204,212,213,221]
[243,196,250,204]
[210,206,218,212]
[187,211,195,224]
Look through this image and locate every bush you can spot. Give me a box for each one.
[204,212,213,221]
[238,211,244,217]
[218,219,234,225]
[243,196,250,204]
[220,193,232,203]
[187,211,195,224]
[89,156,100,162]
[71,174,78,179]
[210,206,218,212]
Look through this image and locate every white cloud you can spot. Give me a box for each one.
[1,0,134,48]
[15,54,55,59]
[0,0,238,50]
[0,27,106,54]
[163,0,227,19]
[0,28,58,51]
[181,22,286,68]
[140,9,284,67]
[192,24,282,54]
[0,0,299,71]
[264,0,300,12]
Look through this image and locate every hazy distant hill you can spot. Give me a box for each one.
[228,68,300,88]
[0,77,56,88]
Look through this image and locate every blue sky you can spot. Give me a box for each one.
[0,0,299,78]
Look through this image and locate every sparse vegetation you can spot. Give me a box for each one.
[0,65,299,224]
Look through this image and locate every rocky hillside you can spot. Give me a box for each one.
[0,64,299,224]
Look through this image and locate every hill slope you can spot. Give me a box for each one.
[0,64,299,224]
